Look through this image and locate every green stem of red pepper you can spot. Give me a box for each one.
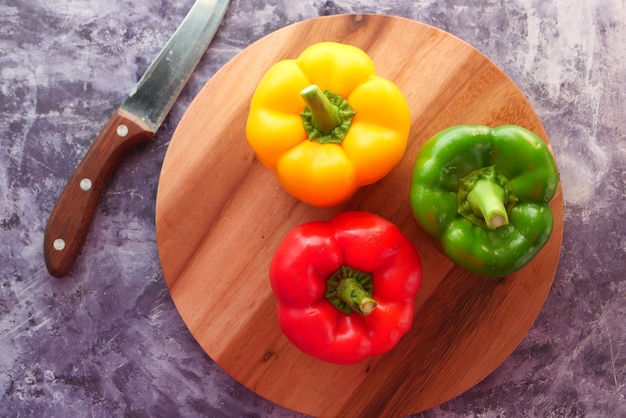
[300,84,355,144]
[457,166,519,230]
[326,266,377,316]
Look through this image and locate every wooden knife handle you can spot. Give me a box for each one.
[44,109,154,278]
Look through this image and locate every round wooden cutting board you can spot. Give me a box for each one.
[156,14,564,418]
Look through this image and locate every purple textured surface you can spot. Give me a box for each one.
[1,0,625,417]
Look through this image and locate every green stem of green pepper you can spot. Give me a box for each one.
[326,266,377,316]
[457,165,518,230]
[466,178,509,229]
[300,85,355,144]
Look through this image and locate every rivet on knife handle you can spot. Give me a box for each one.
[43,110,153,278]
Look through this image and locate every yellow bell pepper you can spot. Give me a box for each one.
[246,42,411,207]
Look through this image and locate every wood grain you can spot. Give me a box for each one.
[155,15,564,417]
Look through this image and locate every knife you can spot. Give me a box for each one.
[43,0,231,278]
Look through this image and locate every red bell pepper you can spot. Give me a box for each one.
[269,211,423,364]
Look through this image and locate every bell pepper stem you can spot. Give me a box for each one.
[336,277,378,315]
[326,266,377,316]
[300,84,342,134]
[466,179,509,230]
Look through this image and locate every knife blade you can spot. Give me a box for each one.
[44,0,231,278]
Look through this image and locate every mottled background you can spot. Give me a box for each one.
[1,0,625,417]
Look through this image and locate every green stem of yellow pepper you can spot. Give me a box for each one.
[300,84,355,144]
[300,85,342,134]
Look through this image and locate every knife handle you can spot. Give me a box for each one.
[44,109,154,278]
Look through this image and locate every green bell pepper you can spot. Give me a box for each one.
[410,125,559,276]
